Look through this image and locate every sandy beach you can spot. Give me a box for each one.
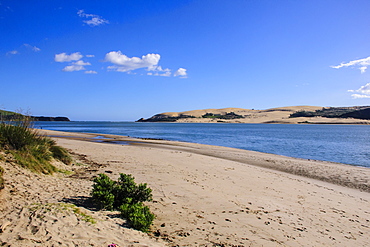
[1,130,370,246]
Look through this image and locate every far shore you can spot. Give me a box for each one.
[1,129,369,246]
[137,106,370,124]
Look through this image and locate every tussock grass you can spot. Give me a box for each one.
[0,117,72,174]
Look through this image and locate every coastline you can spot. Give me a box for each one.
[1,129,369,246]
[42,129,370,192]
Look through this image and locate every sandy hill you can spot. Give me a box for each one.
[137,106,370,124]
[138,106,370,124]
[160,106,322,118]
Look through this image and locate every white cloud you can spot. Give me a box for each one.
[86,54,95,57]
[74,60,91,66]
[105,51,161,72]
[147,71,172,77]
[351,94,370,99]
[331,56,370,73]
[348,83,370,99]
[6,50,18,55]
[147,65,172,76]
[174,68,187,78]
[159,71,171,77]
[77,10,109,26]
[85,70,98,74]
[55,52,83,62]
[61,60,90,72]
[148,65,171,72]
[23,44,40,52]
[62,65,85,72]
[348,82,370,94]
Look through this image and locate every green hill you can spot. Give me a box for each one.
[0,110,70,121]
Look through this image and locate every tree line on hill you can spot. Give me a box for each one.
[289,106,370,120]
[0,110,70,122]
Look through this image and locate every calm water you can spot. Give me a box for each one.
[35,122,370,168]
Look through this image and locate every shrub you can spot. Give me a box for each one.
[113,173,152,207]
[119,200,155,232]
[91,173,154,231]
[91,174,116,210]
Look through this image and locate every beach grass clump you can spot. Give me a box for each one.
[49,144,72,165]
[91,173,154,232]
[0,118,72,174]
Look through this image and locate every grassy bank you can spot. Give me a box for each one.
[0,118,72,189]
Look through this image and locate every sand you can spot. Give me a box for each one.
[1,130,369,246]
[145,106,370,124]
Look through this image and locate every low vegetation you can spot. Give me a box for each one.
[0,117,72,175]
[91,173,154,232]
[29,203,96,224]
[0,109,70,121]
[289,106,370,120]
[137,114,196,122]
[202,112,244,119]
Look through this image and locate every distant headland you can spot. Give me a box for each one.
[0,110,70,121]
[137,105,370,124]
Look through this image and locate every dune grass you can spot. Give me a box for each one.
[0,117,72,175]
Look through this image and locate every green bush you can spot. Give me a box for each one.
[91,174,116,210]
[114,173,152,207]
[91,173,154,232]
[119,201,155,232]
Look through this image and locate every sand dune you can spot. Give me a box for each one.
[160,106,321,118]
[1,130,369,246]
[141,106,370,124]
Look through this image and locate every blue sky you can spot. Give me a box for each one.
[1,0,370,121]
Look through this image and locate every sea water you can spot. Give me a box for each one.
[34,122,370,168]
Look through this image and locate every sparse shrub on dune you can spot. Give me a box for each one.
[119,199,155,232]
[91,174,116,210]
[91,173,154,232]
[113,173,152,207]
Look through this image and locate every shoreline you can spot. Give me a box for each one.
[37,120,370,124]
[36,121,370,168]
[41,129,370,192]
[1,129,370,246]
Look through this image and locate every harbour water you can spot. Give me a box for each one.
[35,121,370,168]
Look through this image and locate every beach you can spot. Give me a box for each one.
[1,130,370,246]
